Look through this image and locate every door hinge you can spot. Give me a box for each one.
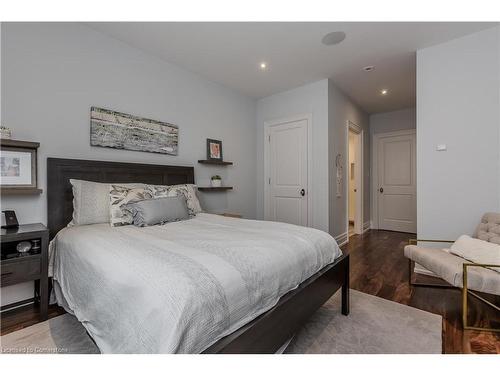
[268,135,271,142]
[268,177,271,185]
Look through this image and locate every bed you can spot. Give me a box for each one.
[47,157,349,354]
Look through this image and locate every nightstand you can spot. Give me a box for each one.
[1,223,49,320]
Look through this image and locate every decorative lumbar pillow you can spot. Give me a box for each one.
[70,179,145,226]
[109,185,153,227]
[124,196,189,227]
[450,235,500,272]
[147,184,202,216]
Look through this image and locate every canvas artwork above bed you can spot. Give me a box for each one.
[90,107,179,155]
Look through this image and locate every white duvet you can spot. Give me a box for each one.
[50,213,341,353]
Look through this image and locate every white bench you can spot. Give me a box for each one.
[404,213,500,333]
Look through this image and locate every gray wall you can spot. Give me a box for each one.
[369,107,416,226]
[1,23,257,304]
[256,79,329,232]
[328,81,370,239]
[370,107,416,134]
[416,26,500,240]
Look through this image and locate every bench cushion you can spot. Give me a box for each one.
[404,245,500,295]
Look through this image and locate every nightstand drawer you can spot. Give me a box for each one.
[1,258,41,286]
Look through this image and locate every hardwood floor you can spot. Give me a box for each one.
[1,302,65,336]
[344,230,499,354]
[1,229,498,353]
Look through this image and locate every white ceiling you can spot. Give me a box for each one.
[87,22,497,114]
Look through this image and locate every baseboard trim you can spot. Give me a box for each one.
[335,232,348,247]
[363,221,371,234]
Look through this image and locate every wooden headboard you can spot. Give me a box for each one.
[47,158,195,239]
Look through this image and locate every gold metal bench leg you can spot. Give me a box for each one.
[408,258,455,289]
[462,264,468,329]
[407,239,456,289]
[462,263,500,333]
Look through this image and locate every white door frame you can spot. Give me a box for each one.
[264,113,313,226]
[346,121,364,237]
[371,129,416,230]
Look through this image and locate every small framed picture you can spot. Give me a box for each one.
[0,140,38,189]
[206,139,223,161]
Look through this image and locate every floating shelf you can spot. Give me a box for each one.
[198,160,233,166]
[1,188,43,195]
[0,139,40,148]
[198,186,233,192]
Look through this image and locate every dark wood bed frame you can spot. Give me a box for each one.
[47,157,350,354]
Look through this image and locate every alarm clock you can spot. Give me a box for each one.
[1,210,19,229]
[16,241,32,254]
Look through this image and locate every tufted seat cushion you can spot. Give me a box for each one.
[474,212,500,245]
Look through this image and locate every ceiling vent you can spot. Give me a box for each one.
[321,31,346,46]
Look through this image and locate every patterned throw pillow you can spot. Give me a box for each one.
[147,184,202,216]
[109,185,153,227]
[184,184,203,214]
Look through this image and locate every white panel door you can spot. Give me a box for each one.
[267,119,308,226]
[377,132,416,233]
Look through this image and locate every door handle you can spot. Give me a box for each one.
[300,189,305,196]
[379,187,384,193]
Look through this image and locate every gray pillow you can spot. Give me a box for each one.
[124,196,189,227]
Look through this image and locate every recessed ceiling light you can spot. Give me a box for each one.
[259,62,267,70]
[321,31,346,46]
[380,89,388,95]
[363,66,375,72]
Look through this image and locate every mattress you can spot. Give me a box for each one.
[50,213,342,353]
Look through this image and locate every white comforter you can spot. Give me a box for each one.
[50,213,341,353]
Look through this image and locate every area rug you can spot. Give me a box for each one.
[1,289,442,354]
[285,289,442,354]
[1,313,99,354]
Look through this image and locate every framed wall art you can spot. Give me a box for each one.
[0,139,41,194]
[90,107,179,155]
[206,138,223,161]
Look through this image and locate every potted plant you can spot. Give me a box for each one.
[211,175,222,187]
[0,126,12,139]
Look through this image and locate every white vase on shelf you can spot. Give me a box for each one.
[211,179,222,187]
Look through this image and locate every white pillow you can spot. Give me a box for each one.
[70,179,145,226]
[450,235,500,272]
